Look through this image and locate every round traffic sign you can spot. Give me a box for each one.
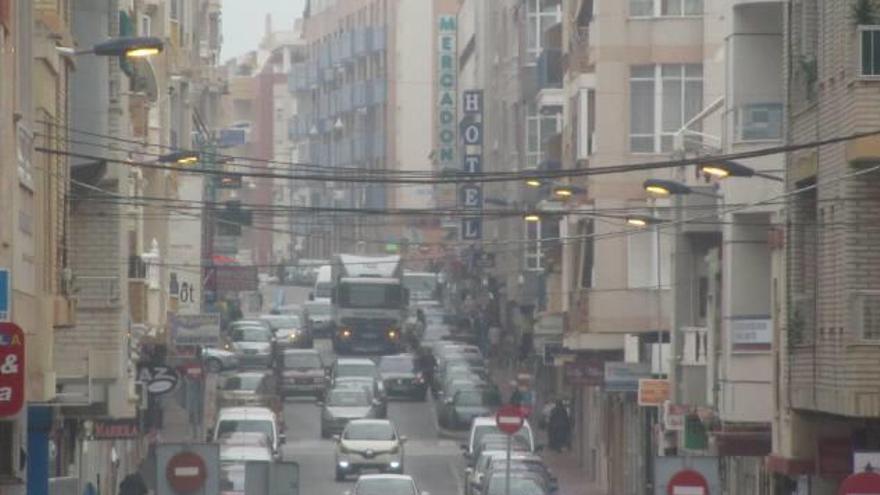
[166,451,207,494]
[839,471,880,495]
[495,405,525,435]
[667,469,709,495]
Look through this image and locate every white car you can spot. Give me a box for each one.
[347,474,427,495]
[464,417,535,464]
[334,419,406,481]
[219,444,272,464]
[213,407,284,456]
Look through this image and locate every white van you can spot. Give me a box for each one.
[213,407,284,455]
[312,265,333,302]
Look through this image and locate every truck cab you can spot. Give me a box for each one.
[331,255,408,354]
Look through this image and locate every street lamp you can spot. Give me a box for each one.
[643,179,694,197]
[525,179,542,188]
[698,160,784,182]
[159,151,200,165]
[626,215,663,228]
[57,36,164,58]
[552,185,586,199]
[523,213,541,223]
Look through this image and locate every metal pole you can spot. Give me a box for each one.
[505,433,512,495]
[670,195,684,405]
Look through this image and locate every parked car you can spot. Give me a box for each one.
[479,471,550,495]
[213,406,284,457]
[334,419,406,480]
[277,349,327,398]
[332,357,380,383]
[438,388,502,430]
[260,314,312,349]
[463,417,536,464]
[319,388,380,438]
[467,451,552,495]
[217,372,280,411]
[226,325,274,368]
[348,474,425,495]
[202,347,239,373]
[377,354,428,401]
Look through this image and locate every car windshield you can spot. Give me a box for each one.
[355,479,415,495]
[262,316,300,329]
[327,389,370,407]
[284,353,322,368]
[315,281,333,299]
[487,476,545,495]
[338,282,402,309]
[222,375,263,391]
[217,420,273,442]
[379,357,416,373]
[456,390,502,407]
[337,363,376,378]
[344,423,396,441]
[237,328,271,342]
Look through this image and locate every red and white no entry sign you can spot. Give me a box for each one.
[839,471,880,495]
[166,451,207,494]
[667,469,709,495]
[495,404,525,435]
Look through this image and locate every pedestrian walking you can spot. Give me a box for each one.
[547,400,572,452]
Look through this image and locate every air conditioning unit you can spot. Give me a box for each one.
[52,295,77,328]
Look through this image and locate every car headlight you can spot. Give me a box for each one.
[387,328,399,339]
[339,327,352,339]
[338,460,350,468]
[288,331,299,341]
[389,461,401,469]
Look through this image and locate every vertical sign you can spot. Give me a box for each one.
[460,90,484,240]
[0,269,8,321]
[0,323,25,417]
[437,16,457,172]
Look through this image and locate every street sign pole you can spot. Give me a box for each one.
[505,433,511,495]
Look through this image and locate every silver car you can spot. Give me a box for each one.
[227,326,274,368]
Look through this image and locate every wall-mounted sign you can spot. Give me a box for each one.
[137,365,180,395]
[604,362,651,393]
[638,379,670,407]
[169,313,221,347]
[459,90,484,240]
[729,316,771,352]
[214,266,258,292]
[436,16,457,171]
[92,419,140,440]
[563,359,604,385]
[0,323,24,417]
[459,184,483,208]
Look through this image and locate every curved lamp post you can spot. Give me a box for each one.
[698,160,784,182]
[57,36,164,58]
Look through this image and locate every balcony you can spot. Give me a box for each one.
[735,103,783,142]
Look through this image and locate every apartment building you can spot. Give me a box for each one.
[769,1,880,494]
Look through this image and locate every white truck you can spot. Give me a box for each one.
[331,254,408,354]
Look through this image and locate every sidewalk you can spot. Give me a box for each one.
[491,359,607,495]
[158,373,217,443]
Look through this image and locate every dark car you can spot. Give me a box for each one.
[277,349,327,398]
[377,354,428,401]
[483,461,558,493]
[335,376,388,419]
[438,388,502,430]
[319,388,380,438]
[480,471,550,495]
[303,301,334,338]
[260,314,313,350]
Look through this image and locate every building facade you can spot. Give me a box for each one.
[770,1,880,493]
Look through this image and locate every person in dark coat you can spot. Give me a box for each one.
[547,400,571,453]
[119,472,148,495]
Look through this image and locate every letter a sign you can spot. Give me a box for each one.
[0,323,24,417]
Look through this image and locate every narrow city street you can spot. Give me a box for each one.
[269,284,465,495]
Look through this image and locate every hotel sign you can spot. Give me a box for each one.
[460,90,484,240]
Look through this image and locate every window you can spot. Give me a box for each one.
[629,64,703,153]
[526,0,562,61]
[627,224,670,289]
[525,218,543,271]
[860,26,880,76]
[525,111,560,169]
[630,0,702,17]
[579,220,594,289]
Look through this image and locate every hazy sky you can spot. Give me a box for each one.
[222,0,307,61]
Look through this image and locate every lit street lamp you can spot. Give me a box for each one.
[523,213,541,223]
[626,215,663,227]
[698,160,784,182]
[525,179,542,188]
[159,151,200,165]
[57,36,164,58]
[552,185,586,200]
